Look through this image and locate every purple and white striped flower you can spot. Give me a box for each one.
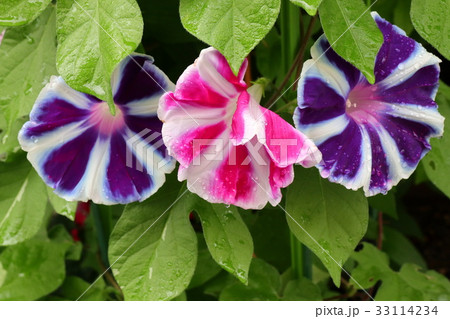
[19,54,175,204]
[295,12,444,196]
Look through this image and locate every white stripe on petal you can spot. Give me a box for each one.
[197,48,242,98]
[20,122,90,173]
[355,126,373,195]
[309,36,351,97]
[31,76,94,116]
[124,96,161,116]
[123,127,175,177]
[295,113,349,145]
[49,137,112,204]
[378,45,441,90]
[385,103,444,135]
[81,138,112,204]
[375,126,416,191]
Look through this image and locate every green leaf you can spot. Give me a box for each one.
[255,29,282,82]
[109,181,198,300]
[351,243,391,289]
[0,156,48,246]
[351,243,450,300]
[47,187,77,221]
[219,258,280,301]
[195,201,253,284]
[48,224,82,261]
[0,115,26,162]
[423,82,450,198]
[55,276,108,301]
[285,167,368,286]
[0,0,52,26]
[0,6,56,136]
[241,207,291,272]
[410,0,450,60]
[56,0,143,109]
[281,278,322,300]
[368,191,397,219]
[318,0,383,84]
[188,234,222,289]
[383,226,426,269]
[290,0,322,16]
[171,291,187,301]
[393,264,450,301]
[0,237,68,300]
[179,0,281,74]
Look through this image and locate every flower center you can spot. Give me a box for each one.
[345,83,384,124]
[89,102,125,135]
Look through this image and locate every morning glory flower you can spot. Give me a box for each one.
[19,54,175,204]
[294,12,444,196]
[158,48,321,209]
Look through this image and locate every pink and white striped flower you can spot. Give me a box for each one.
[158,48,321,209]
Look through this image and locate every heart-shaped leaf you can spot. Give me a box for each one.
[179,0,281,74]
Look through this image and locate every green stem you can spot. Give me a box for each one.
[280,0,300,79]
[279,0,314,281]
[264,12,316,108]
[302,245,313,279]
[290,233,313,280]
[290,233,303,279]
[91,202,112,268]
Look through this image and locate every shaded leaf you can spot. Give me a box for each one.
[383,226,426,269]
[286,167,368,286]
[241,207,291,272]
[368,191,397,219]
[188,234,222,289]
[219,258,280,301]
[351,243,450,300]
[423,82,450,198]
[281,278,322,300]
[138,0,195,44]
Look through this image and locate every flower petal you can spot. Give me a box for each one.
[296,71,346,125]
[179,137,277,210]
[378,65,440,107]
[261,106,322,168]
[20,55,175,204]
[305,35,362,97]
[230,90,263,145]
[160,47,321,209]
[372,12,441,89]
[196,47,248,98]
[112,54,174,108]
[295,12,444,196]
